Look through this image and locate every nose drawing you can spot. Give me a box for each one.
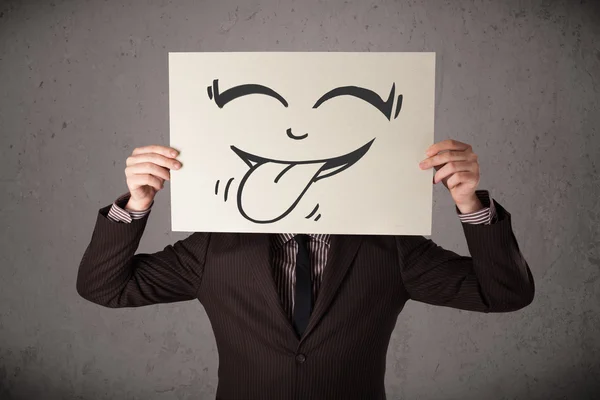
[286,128,308,140]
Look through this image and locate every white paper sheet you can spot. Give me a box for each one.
[169,52,435,235]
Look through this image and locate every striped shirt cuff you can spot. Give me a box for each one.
[455,190,497,225]
[106,192,153,224]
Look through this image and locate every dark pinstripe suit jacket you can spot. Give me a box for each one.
[76,199,535,400]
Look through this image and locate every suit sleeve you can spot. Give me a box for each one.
[76,195,210,308]
[396,200,535,313]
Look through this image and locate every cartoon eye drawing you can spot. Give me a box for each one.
[313,84,403,120]
[207,79,288,108]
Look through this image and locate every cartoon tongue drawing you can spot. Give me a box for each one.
[230,139,374,223]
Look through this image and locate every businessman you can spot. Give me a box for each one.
[76,139,535,400]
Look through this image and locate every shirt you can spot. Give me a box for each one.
[106,190,497,319]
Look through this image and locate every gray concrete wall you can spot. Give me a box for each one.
[1,0,599,399]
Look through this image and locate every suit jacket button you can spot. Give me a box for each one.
[296,354,306,363]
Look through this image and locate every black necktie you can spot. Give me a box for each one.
[293,234,312,337]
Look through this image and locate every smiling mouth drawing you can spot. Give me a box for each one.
[224,139,375,224]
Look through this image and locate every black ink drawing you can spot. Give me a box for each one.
[208,79,403,224]
[214,177,235,202]
[208,79,288,108]
[305,204,320,220]
[229,140,374,223]
[313,84,403,121]
[286,128,307,140]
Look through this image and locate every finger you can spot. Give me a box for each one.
[426,139,471,157]
[126,162,171,181]
[420,150,476,169]
[129,174,163,191]
[126,153,182,171]
[433,161,476,184]
[132,145,179,158]
[446,171,478,190]
[427,139,472,155]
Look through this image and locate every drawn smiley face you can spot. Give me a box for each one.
[208,79,403,224]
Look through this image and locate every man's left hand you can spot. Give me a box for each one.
[419,139,483,214]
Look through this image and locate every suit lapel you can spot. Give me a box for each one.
[300,234,363,343]
[242,233,299,341]
[242,233,363,344]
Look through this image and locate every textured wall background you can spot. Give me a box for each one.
[1,0,599,399]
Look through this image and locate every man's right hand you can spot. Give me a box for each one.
[124,145,182,211]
